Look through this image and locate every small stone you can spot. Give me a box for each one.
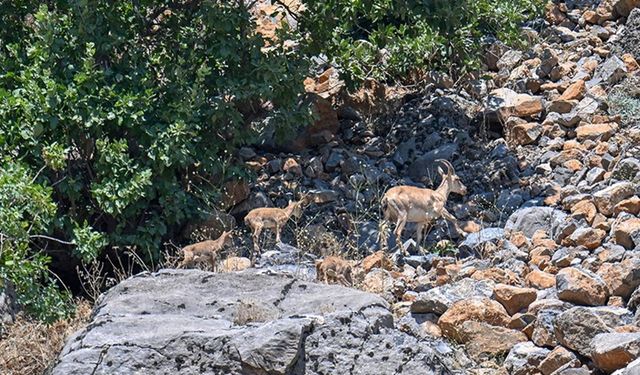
[576,123,618,141]
[283,158,302,176]
[361,251,393,273]
[540,346,580,375]
[493,284,538,315]
[472,268,522,286]
[583,10,600,24]
[267,158,282,173]
[488,88,544,121]
[456,321,527,360]
[511,123,543,145]
[566,227,606,250]
[556,267,609,306]
[532,309,561,347]
[411,279,495,315]
[609,296,625,308]
[324,150,343,171]
[509,231,530,249]
[591,332,640,373]
[613,158,640,181]
[594,182,637,217]
[549,99,576,114]
[545,3,567,25]
[597,258,640,298]
[612,217,640,249]
[622,53,640,73]
[560,80,586,101]
[421,320,443,337]
[497,50,524,71]
[554,26,578,42]
[508,312,536,330]
[528,299,569,315]
[527,269,557,289]
[586,167,606,185]
[438,297,511,342]
[504,342,551,375]
[588,56,627,88]
[570,200,598,225]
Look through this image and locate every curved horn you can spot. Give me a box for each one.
[436,159,454,175]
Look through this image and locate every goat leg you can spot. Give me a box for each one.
[440,209,465,237]
[394,215,408,255]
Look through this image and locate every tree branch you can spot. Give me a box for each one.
[29,234,75,245]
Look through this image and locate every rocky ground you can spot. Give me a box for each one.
[48,0,640,374]
[48,270,472,374]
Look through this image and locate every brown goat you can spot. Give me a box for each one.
[244,200,304,255]
[180,230,233,271]
[381,160,467,253]
[315,256,354,286]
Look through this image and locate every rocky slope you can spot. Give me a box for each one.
[51,0,640,374]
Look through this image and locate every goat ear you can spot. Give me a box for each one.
[437,166,445,176]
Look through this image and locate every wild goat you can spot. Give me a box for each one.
[315,256,353,286]
[180,230,233,271]
[381,160,467,253]
[244,199,305,255]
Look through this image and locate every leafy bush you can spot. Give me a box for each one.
[300,0,545,84]
[0,1,309,320]
[0,162,73,322]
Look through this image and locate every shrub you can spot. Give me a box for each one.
[300,0,545,85]
[0,162,75,321]
[0,1,310,319]
[608,76,640,126]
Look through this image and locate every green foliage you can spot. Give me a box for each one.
[300,0,545,84]
[427,240,459,257]
[0,1,309,251]
[0,1,310,320]
[608,77,640,126]
[0,162,73,322]
[72,222,107,263]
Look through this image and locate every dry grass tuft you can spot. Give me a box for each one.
[232,299,280,326]
[0,300,92,375]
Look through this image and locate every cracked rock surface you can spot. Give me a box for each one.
[48,269,469,374]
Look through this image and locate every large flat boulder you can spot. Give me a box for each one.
[505,207,569,240]
[411,278,494,315]
[48,269,468,375]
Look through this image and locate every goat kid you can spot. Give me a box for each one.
[244,199,304,257]
[381,160,467,254]
[180,230,233,271]
[315,256,354,286]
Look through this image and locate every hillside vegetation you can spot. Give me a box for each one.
[0,0,543,322]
